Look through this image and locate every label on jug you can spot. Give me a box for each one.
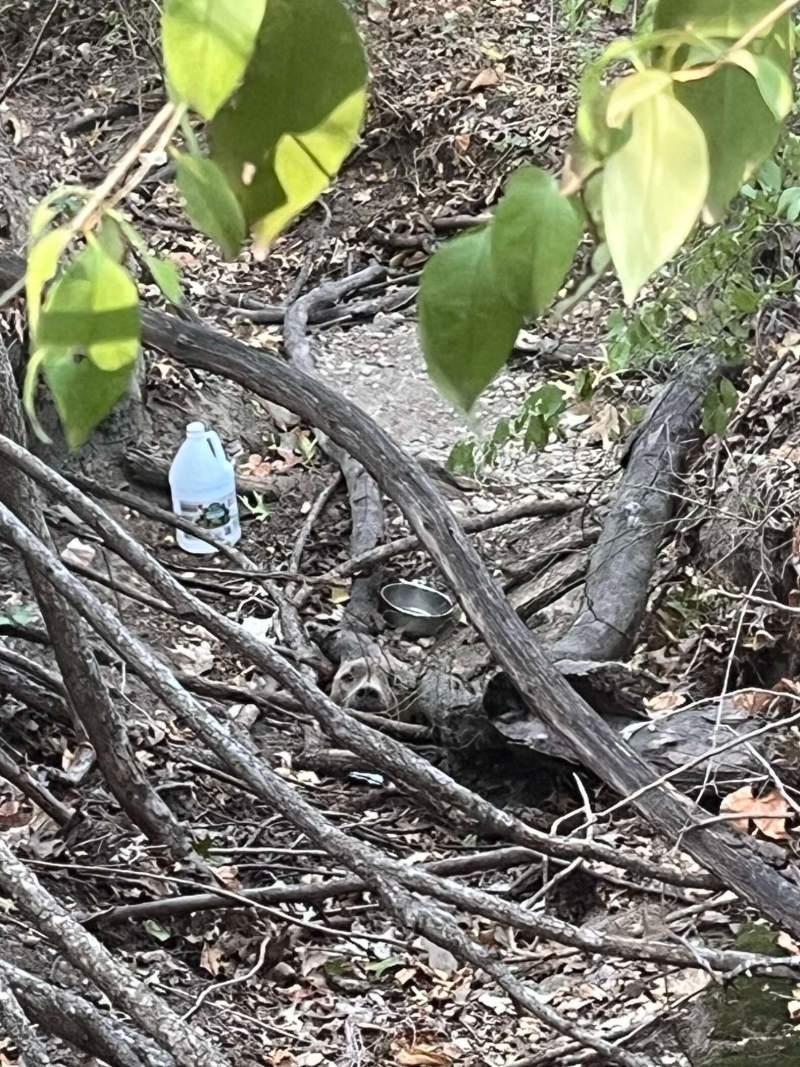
[177,493,239,541]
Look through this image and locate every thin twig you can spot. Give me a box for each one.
[0,0,60,106]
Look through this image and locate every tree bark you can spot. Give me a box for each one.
[0,336,193,857]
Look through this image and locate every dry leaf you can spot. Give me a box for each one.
[469,67,499,91]
[733,689,773,714]
[60,537,97,568]
[367,0,390,20]
[777,931,800,955]
[396,1047,452,1066]
[171,639,215,676]
[720,786,792,840]
[269,1052,298,1067]
[200,939,225,976]
[595,403,621,450]
[644,691,686,715]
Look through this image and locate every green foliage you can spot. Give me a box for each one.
[419,0,797,411]
[175,154,246,259]
[36,240,140,371]
[447,384,567,476]
[420,166,582,414]
[43,353,136,451]
[491,167,583,318]
[419,228,523,414]
[604,92,709,304]
[161,0,266,119]
[703,378,739,437]
[210,0,367,251]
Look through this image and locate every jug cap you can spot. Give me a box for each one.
[186,421,205,435]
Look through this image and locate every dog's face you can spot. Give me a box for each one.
[330,656,394,713]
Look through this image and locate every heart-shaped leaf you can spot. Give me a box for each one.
[490,165,582,318]
[211,0,367,247]
[162,0,266,119]
[37,240,140,370]
[175,153,246,259]
[603,91,708,303]
[419,227,523,413]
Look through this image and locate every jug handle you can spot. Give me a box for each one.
[204,430,225,459]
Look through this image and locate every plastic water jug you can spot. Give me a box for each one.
[169,422,241,554]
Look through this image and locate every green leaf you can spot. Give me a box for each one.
[654,0,780,38]
[718,377,738,408]
[447,441,476,476]
[418,227,523,413]
[145,254,183,305]
[42,350,136,449]
[26,228,70,335]
[674,63,781,221]
[778,187,800,222]
[606,69,673,129]
[95,216,127,262]
[603,91,708,303]
[175,153,246,259]
[702,380,737,438]
[37,241,140,371]
[489,166,582,318]
[529,383,566,420]
[161,0,266,119]
[726,49,793,120]
[210,0,367,247]
[524,414,549,451]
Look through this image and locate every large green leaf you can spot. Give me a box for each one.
[654,0,778,37]
[674,64,781,221]
[418,228,524,413]
[211,0,367,247]
[606,69,673,128]
[603,91,708,304]
[162,0,266,119]
[42,349,137,450]
[26,227,69,335]
[726,49,793,121]
[175,153,246,259]
[489,166,582,318]
[37,241,140,370]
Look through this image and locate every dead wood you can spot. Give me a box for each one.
[0,336,194,858]
[0,743,74,826]
[481,352,723,765]
[0,838,228,1067]
[0,961,174,1067]
[322,493,581,582]
[553,351,721,663]
[283,266,391,697]
[4,254,791,921]
[0,966,53,1067]
[0,500,652,1067]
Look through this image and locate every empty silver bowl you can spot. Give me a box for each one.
[380,580,455,637]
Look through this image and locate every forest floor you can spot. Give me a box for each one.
[4,2,800,1067]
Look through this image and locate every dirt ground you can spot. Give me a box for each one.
[3,3,800,1067]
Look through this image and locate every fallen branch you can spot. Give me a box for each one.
[317,493,581,584]
[0,431,715,891]
[0,745,74,826]
[553,351,721,662]
[0,839,227,1067]
[0,966,52,1067]
[0,960,175,1067]
[0,499,651,1067]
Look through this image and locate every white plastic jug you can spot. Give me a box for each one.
[169,422,241,554]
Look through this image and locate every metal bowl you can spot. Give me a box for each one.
[380,580,455,637]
